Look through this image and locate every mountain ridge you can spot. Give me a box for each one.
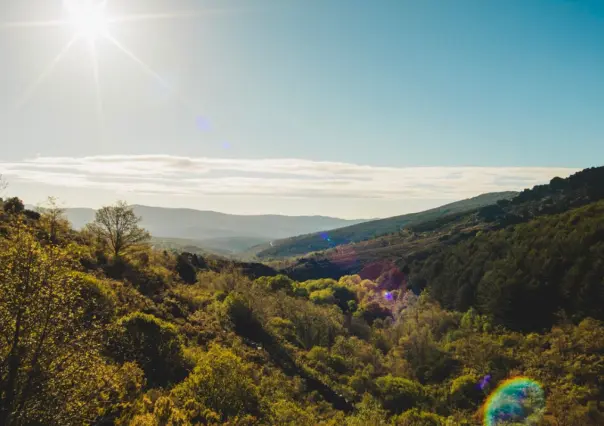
[249,191,519,259]
[24,203,369,254]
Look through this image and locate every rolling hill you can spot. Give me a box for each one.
[249,191,519,260]
[278,165,604,284]
[30,205,368,254]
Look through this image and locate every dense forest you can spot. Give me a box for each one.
[0,172,603,424]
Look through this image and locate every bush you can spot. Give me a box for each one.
[255,274,294,294]
[78,274,117,324]
[375,375,425,414]
[176,253,197,284]
[309,288,336,305]
[171,345,263,421]
[449,374,483,409]
[111,312,189,387]
[392,408,445,425]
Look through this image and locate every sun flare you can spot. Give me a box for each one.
[65,0,109,41]
[1,0,218,115]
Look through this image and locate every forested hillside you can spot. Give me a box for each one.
[0,194,603,425]
[411,200,604,331]
[249,192,518,260]
[279,166,604,284]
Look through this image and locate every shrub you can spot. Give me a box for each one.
[111,312,189,387]
[375,375,425,414]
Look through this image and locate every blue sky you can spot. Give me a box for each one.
[0,0,601,217]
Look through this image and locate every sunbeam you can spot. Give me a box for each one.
[16,36,78,110]
[88,40,105,133]
[0,20,67,30]
[104,34,200,114]
[104,34,170,89]
[108,10,221,24]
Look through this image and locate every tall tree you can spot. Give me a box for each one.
[87,201,150,257]
[0,221,138,425]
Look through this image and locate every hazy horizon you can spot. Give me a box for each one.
[7,162,578,219]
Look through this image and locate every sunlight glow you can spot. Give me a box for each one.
[3,0,217,118]
[88,40,105,131]
[65,0,109,41]
[109,11,204,24]
[0,20,67,30]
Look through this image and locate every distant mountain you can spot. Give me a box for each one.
[50,205,367,254]
[249,191,519,260]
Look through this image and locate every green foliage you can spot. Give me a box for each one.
[1,190,604,425]
[449,374,483,409]
[374,375,425,414]
[392,408,445,425]
[175,253,197,284]
[256,192,517,259]
[254,274,294,294]
[111,312,189,388]
[310,288,337,305]
[171,344,263,421]
[268,399,317,425]
[1,197,24,215]
[78,273,118,324]
[346,394,389,426]
[414,200,604,330]
[0,222,141,425]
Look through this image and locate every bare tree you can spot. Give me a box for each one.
[37,196,69,243]
[87,201,150,257]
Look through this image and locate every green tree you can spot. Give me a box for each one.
[176,253,197,284]
[346,394,389,426]
[375,375,425,414]
[0,222,136,425]
[2,197,24,215]
[171,344,263,421]
[87,201,150,258]
[392,408,445,425]
[111,312,188,388]
[255,275,294,294]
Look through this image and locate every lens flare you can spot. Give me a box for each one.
[483,377,545,426]
[478,374,492,391]
[196,116,211,131]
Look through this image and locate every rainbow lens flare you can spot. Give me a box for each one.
[483,377,545,425]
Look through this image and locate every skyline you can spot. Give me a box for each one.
[1,0,602,217]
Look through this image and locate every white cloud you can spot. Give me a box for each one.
[0,155,579,200]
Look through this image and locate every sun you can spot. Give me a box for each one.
[65,0,109,41]
[3,0,221,113]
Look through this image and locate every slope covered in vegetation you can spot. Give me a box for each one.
[278,166,604,284]
[0,195,603,425]
[249,192,518,260]
[411,200,604,331]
